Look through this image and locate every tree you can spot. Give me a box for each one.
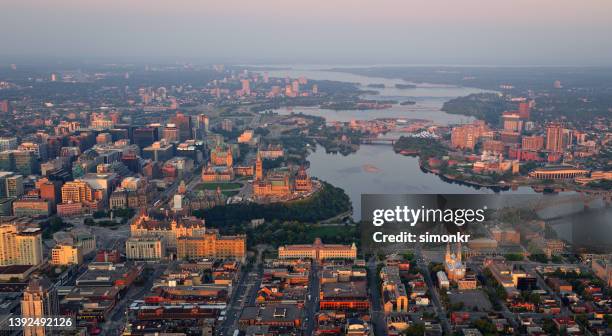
[404,323,425,336]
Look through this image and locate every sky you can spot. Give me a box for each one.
[1,0,612,66]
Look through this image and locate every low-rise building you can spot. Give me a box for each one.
[125,237,165,260]
[51,244,83,265]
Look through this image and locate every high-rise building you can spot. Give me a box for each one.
[450,122,489,151]
[518,102,530,120]
[14,150,39,175]
[220,119,233,132]
[162,124,179,142]
[18,142,48,161]
[0,150,39,175]
[0,171,23,198]
[0,137,18,152]
[546,123,565,153]
[61,180,96,204]
[0,223,43,266]
[197,114,209,132]
[36,178,61,208]
[21,277,59,336]
[133,127,158,151]
[241,79,251,95]
[292,80,300,94]
[0,100,9,113]
[502,112,523,133]
[521,135,544,151]
[171,112,192,142]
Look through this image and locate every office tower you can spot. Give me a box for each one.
[221,119,233,132]
[197,114,209,132]
[502,112,523,133]
[61,181,95,204]
[0,150,40,175]
[450,122,489,151]
[241,79,251,95]
[6,174,24,198]
[142,141,174,162]
[0,137,18,152]
[0,171,23,198]
[19,142,48,161]
[133,127,158,150]
[521,135,544,151]
[292,80,300,94]
[0,100,9,113]
[162,124,179,142]
[21,277,59,336]
[546,123,565,152]
[518,102,530,120]
[16,150,39,175]
[171,112,192,141]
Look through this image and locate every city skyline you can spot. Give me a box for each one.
[2,0,612,65]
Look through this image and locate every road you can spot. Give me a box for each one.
[303,261,320,335]
[415,244,451,335]
[101,262,168,336]
[217,248,264,335]
[367,257,386,336]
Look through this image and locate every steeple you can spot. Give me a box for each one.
[255,151,263,181]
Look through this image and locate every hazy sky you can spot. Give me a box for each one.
[2,0,612,65]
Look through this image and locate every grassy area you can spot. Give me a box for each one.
[196,182,242,190]
[222,190,239,197]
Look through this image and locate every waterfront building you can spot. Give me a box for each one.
[253,154,312,198]
[253,171,292,197]
[528,165,588,179]
[450,121,489,151]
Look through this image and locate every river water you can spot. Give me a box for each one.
[264,67,534,218]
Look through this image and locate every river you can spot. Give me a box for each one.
[260,66,539,218]
[267,67,490,124]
